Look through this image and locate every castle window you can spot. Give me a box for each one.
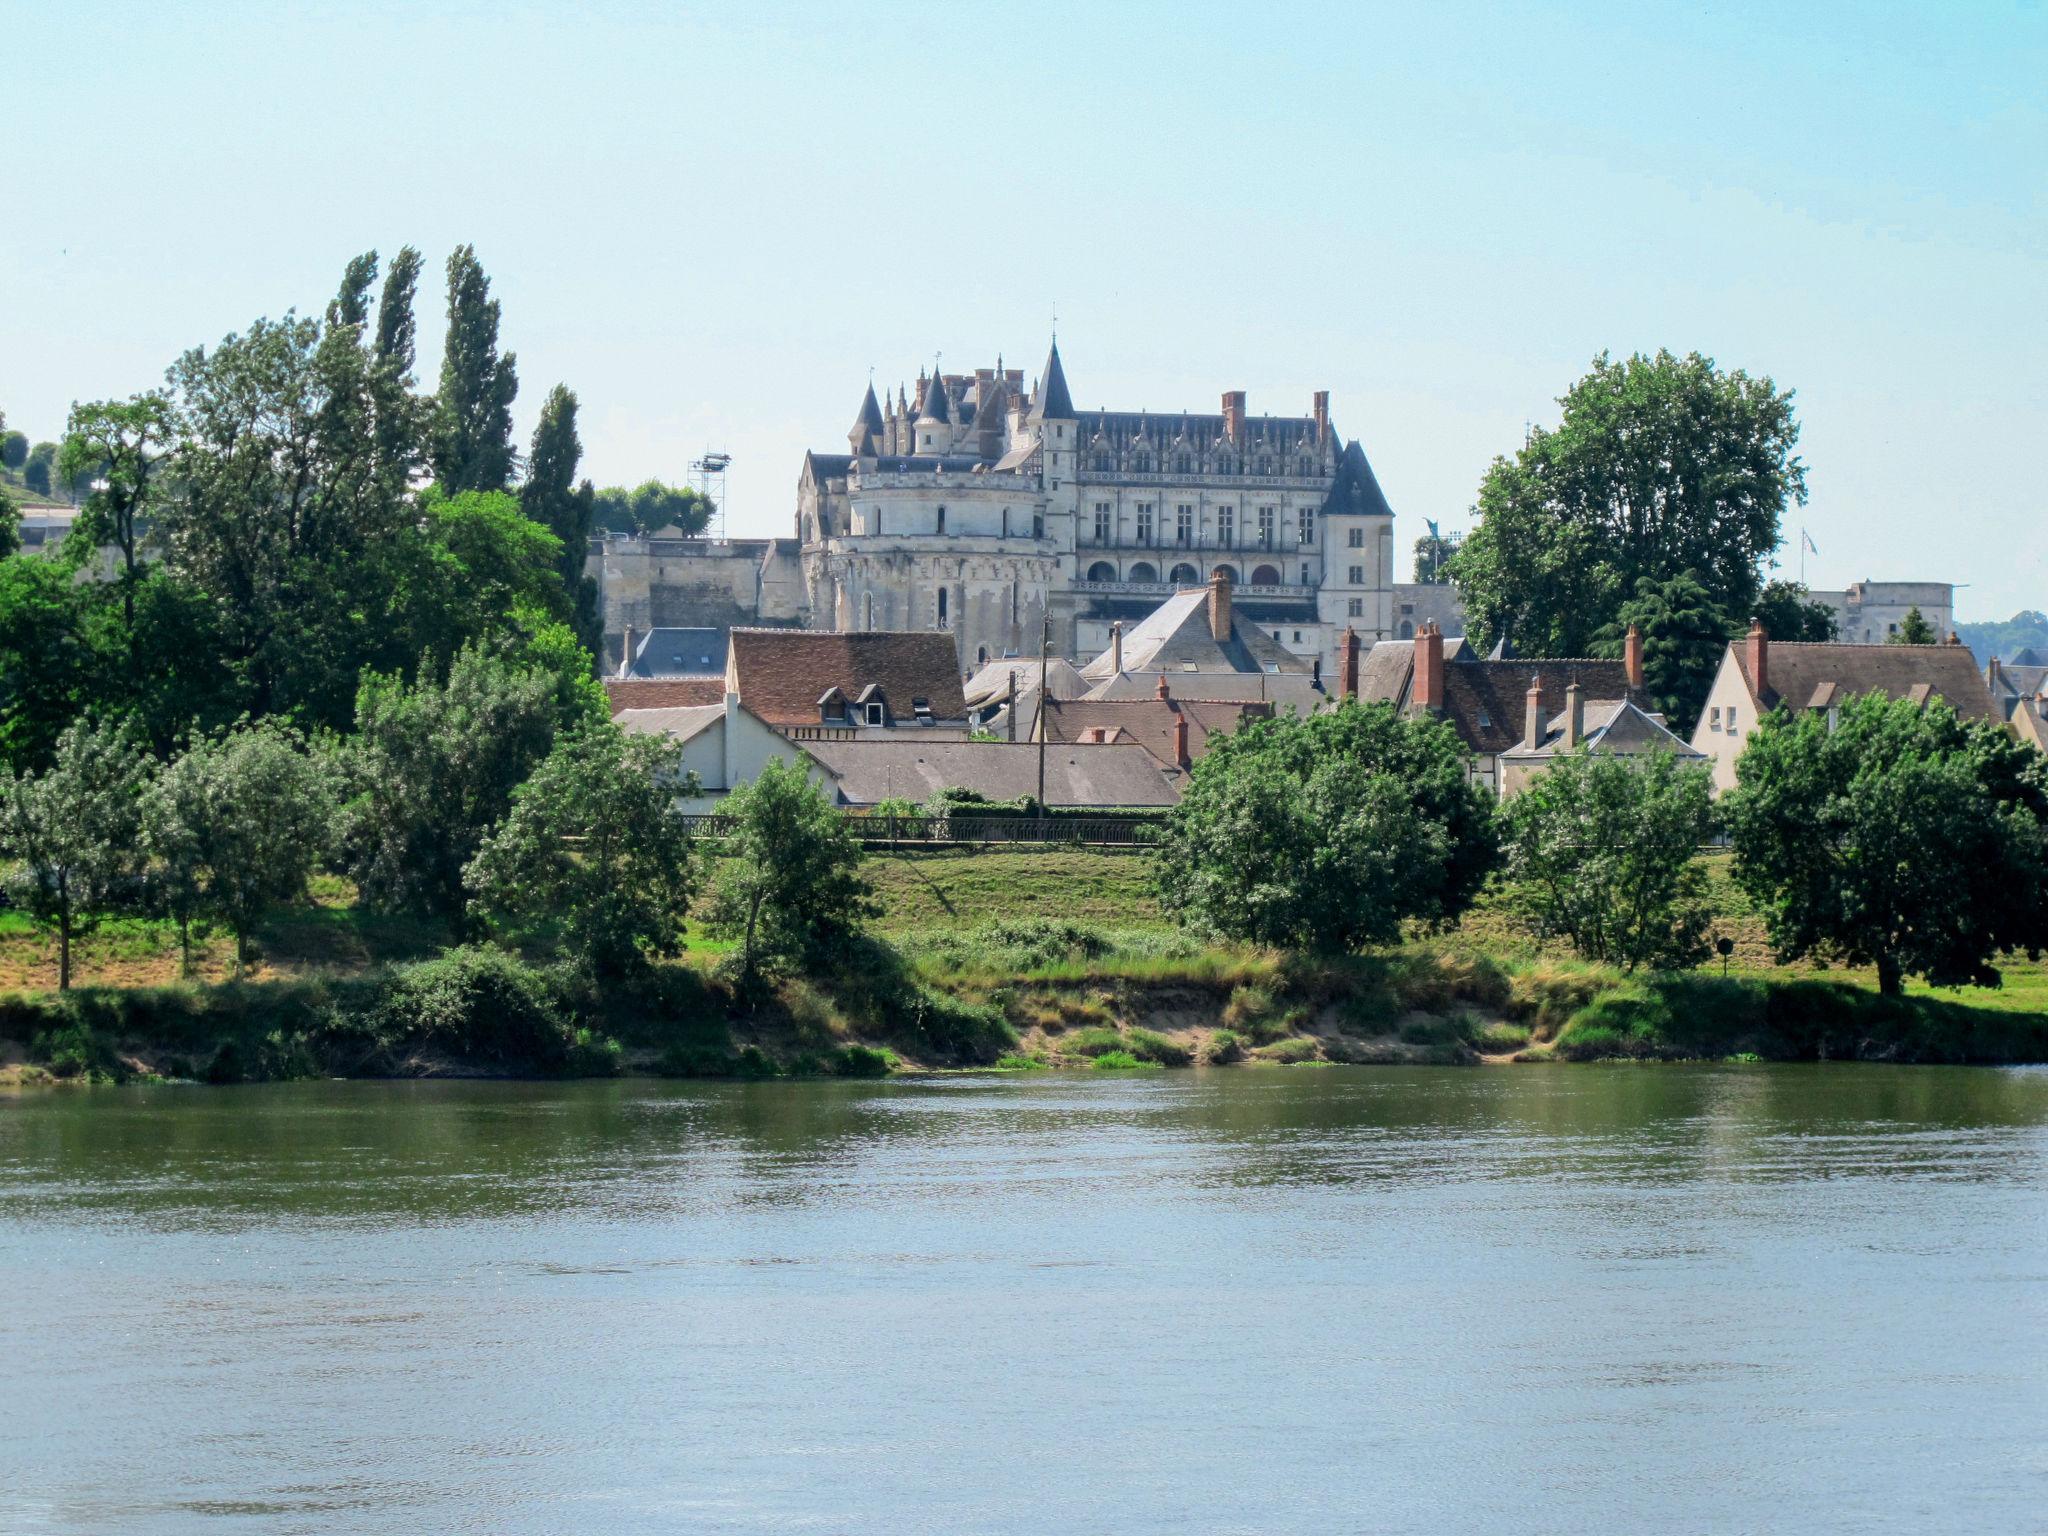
[1170,562,1199,584]
[1348,598,1364,618]
[1293,630,1303,643]
[1300,562,1311,586]
[1176,454,1192,473]
[1298,509,1314,544]
[1176,504,1194,544]
[1033,510,1044,539]
[1086,561,1117,582]
[1348,527,1364,548]
[1094,453,1110,472]
[936,506,945,534]
[1093,505,1111,544]
[1257,507,1275,548]
[1257,457,1271,475]
[937,587,949,628]
[1218,506,1234,546]
[1349,565,1364,585]
[1136,504,1154,545]
[1133,453,1152,473]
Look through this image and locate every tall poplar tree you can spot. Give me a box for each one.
[431,245,518,493]
[519,384,600,651]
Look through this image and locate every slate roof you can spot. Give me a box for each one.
[1734,641,1997,723]
[605,677,726,715]
[728,628,968,727]
[1320,438,1396,519]
[917,374,951,423]
[1028,339,1076,422]
[853,383,885,437]
[963,655,1090,710]
[1083,670,1329,713]
[1079,587,1311,680]
[623,627,728,678]
[1353,643,1637,755]
[1988,658,2048,721]
[797,740,1179,808]
[1037,697,1273,771]
[1500,698,1703,762]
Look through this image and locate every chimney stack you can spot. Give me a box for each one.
[1624,623,1644,691]
[1339,626,1362,699]
[1208,569,1233,642]
[1312,390,1330,445]
[1156,672,1170,701]
[1413,620,1445,714]
[1946,630,1961,646]
[619,623,637,680]
[1173,711,1190,770]
[1524,674,1545,750]
[1221,389,1247,446]
[1109,620,1123,677]
[1564,681,1583,749]
[1746,618,1770,700]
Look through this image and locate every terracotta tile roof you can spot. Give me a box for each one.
[1354,643,1636,755]
[605,677,724,715]
[1038,697,1273,771]
[729,629,967,728]
[1736,641,1997,723]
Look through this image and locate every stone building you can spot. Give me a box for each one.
[1808,580,1955,645]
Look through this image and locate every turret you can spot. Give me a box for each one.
[848,382,885,456]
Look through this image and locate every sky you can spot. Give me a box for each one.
[3,0,2043,620]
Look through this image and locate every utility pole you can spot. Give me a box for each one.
[1036,612,1051,821]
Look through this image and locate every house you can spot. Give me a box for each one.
[964,655,1089,714]
[1080,668,1329,712]
[1691,622,2000,792]
[1347,621,1645,795]
[725,628,971,735]
[614,625,729,680]
[1987,649,2048,725]
[1079,573,1313,684]
[1496,683,1706,797]
[796,739,1181,809]
[1034,684,1275,774]
[613,694,814,811]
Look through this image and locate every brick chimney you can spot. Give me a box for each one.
[1413,619,1445,714]
[1746,618,1769,700]
[1156,672,1170,700]
[1339,626,1362,699]
[619,623,637,680]
[1109,620,1123,676]
[1564,681,1583,749]
[1173,711,1190,770]
[1524,674,1545,750]
[1624,623,1644,692]
[1312,390,1330,445]
[1221,390,1246,446]
[1208,569,1233,642]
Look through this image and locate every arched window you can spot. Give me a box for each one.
[937,587,949,627]
[936,505,946,534]
[1251,564,1281,587]
[1212,563,1239,584]
[1127,561,1158,583]
[1087,560,1117,582]
[1169,562,1199,585]
[1398,619,1414,639]
[977,645,989,666]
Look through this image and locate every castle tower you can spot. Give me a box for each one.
[848,382,885,457]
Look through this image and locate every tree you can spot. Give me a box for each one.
[592,480,713,537]
[1449,350,1806,657]
[705,757,877,988]
[1753,579,1838,643]
[0,555,108,772]
[1596,570,1730,733]
[1889,606,1937,646]
[466,725,697,977]
[143,719,337,976]
[371,246,429,481]
[0,719,150,989]
[383,489,576,676]
[341,641,597,933]
[1499,749,1718,972]
[431,244,518,493]
[520,384,600,649]
[1,430,26,470]
[1154,700,1499,953]
[23,441,56,497]
[59,393,176,659]
[1724,694,2048,995]
[1412,522,1461,584]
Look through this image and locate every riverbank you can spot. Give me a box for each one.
[3,850,2045,1085]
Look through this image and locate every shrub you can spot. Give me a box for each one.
[1468,1021,1532,1053]
[1203,1029,1246,1065]
[32,1021,120,1081]
[992,1052,1047,1072]
[1554,989,1675,1060]
[1125,1027,1192,1066]
[833,1044,897,1078]
[1063,1025,1126,1058]
[1091,1049,1159,1071]
[1254,1037,1319,1064]
[369,944,570,1067]
[565,1028,623,1076]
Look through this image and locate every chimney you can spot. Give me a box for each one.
[619,623,637,680]
[1156,672,1170,700]
[1173,711,1190,770]
[1564,681,1583,749]
[1221,389,1246,446]
[1946,630,1961,646]
[1005,668,1018,742]
[1413,620,1444,713]
[1109,620,1123,676]
[1312,390,1330,445]
[1208,569,1233,642]
[1524,674,1545,750]
[1746,618,1769,700]
[1339,626,1361,699]
[1624,623,1644,692]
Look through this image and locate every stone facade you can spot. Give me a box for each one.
[1809,581,1954,645]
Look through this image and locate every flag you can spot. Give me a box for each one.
[1801,529,1819,555]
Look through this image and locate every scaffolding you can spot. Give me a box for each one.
[691,451,731,540]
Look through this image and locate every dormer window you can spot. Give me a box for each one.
[865,702,885,726]
[912,697,934,726]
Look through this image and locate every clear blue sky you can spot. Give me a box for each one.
[4,1,2043,619]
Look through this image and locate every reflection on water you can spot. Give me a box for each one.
[3,1066,2046,1534]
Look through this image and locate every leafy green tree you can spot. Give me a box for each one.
[1412,522,1461,584]
[330,250,378,330]
[1499,749,1718,971]
[1725,695,2048,995]
[143,719,337,976]
[1889,606,1937,646]
[1154,700,1499,953]
[0,719,150,989]
[1449,350,1806,657]
[384,489,574,675]
[60,392,176,657]
[371,246,429,480]
[466,725,697,977]
[1753,579,1837,643]
[0,555,108,771]
[431,244,519,493]
[1595,570,1729,733]
[593,480,713,537]
[23,441,56,497]
[1,430,26,470]
[705,757,877,988]
[520,384,600,649]
[341,641,598,932]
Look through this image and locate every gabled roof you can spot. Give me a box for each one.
[1079,587,1311,680]
[728,628,968,727]
[605,677,725,715]
[623,626,728,679]
[1320,439,1395,519]
[613,704,727,745]
[1037,697,1272,772]
[963,655,1090,710]
[1733,641,1997,723]
[1352,644,1636,756]
[1501,698,1703,761]
[1028,339,1076,422]
[796,739,1178,808]
[1081,670,1329,712]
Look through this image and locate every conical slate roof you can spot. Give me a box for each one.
[1028,338,1076,422]
[848,382,885,450]
[1320,438,1395,519]
[917,373,951,424]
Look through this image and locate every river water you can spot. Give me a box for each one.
[3,1067,2045,1534]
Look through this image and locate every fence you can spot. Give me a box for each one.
[680,813,1161,850]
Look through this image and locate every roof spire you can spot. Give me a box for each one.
[1028,336,1076,423]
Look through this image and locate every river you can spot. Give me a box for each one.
[3,1066,2046,1534]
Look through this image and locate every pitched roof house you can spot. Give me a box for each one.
[797,740,1180,809]
[1497,688,1706,797]
[1690,622,2000,791]
[1080,573,1310,682]
[1035,686,1275,774]
[1987,651,2048,726]
[615,626,729,679]
[725,628,970,732]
